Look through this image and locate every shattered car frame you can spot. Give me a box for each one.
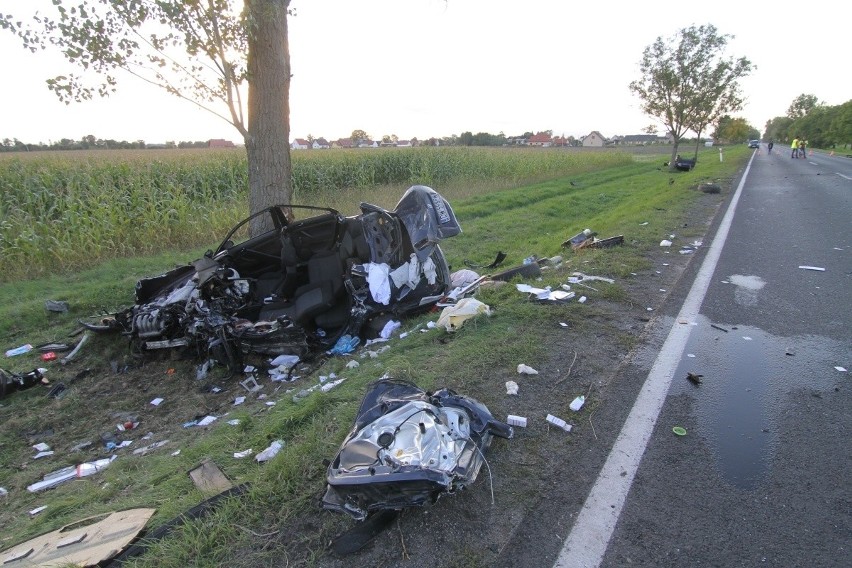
[84,186,461,369]
[321,378,513,521]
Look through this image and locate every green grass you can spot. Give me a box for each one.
[0,145,750,566]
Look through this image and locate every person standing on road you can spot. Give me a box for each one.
[799,139,807,158]
[791,137,799,158]
[768,140,774,154]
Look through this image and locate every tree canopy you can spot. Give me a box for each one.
[2,0,294,229]
[629,24,752,168]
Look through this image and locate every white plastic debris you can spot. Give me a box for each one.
[270,354,300,367]
[227,419,241,426]
[320,378,345,392]
[150,398,164,406]
[660,239,673,247]
[29,506,48,516]
[798,266,825,271]
[517,364,539,375]
[578,296,587,304]
[233,449,253,459]
[380,320,402,339]
[234,396,246,406]
[505,381,519,395]
[255,440,284,462]
[345,360,360,369]
[197,415,217,427]
[32,443,51,452]
[835,366,847,372]
[569,395,586,411]
[507,415,528,428]
[546,414,572,432]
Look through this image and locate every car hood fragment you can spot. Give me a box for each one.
[321,378,513,521]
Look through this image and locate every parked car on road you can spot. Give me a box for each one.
[748,139,760,148]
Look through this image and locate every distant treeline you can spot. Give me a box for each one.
[0,137,217,152]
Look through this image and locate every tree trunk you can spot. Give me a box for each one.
[669,143,680,172]
[245,0,292,235]
[692,129,702,162]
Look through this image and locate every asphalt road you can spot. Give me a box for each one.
[560,147,851,567]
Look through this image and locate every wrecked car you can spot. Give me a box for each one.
[83,186,461,369]
[321,378,513,522]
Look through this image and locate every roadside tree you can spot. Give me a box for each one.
[1,0,293,235]
[629,24,752,171]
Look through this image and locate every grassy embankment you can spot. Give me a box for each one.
[0,145,750,565]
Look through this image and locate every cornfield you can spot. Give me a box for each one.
[0,147,631,281]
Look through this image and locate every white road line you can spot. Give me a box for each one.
[837,173,852,181]
[553,152,756,568]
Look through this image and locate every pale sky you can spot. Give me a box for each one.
[1,0,848,145]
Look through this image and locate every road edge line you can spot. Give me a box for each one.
[553,154,756,568]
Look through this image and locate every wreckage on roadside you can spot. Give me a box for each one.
[82,186,461,370]
[321,378,513,521]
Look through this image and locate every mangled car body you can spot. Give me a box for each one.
[85,186,461,368]
[321,378,513,521]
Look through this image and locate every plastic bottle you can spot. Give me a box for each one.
[569,395,586,411]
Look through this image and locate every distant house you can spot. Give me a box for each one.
[332,138,354,149]
[208,138,235,148]
[291,138,310,150]
[552,136,572,147]
[582,131,606,147]
[396,140,412,147]
[358,140,378,148]
[312,138,330,149]
[528,133,553,147]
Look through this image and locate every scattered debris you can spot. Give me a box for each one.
[568,272,615,285]
[233,449,254,459]
[835,366,847,372]
[710,324,729,333]
[569,395,586,411]
[60,332,90,365]
[562,229,624,251]
[672,426,687,436]
[4,344,33,357]
[322,378,512,521]
[0,508,156,567]
[189,459,233,494]
[505,381,519,395]
[150,397,164,406]
[546,414,572,432]
[798,265,826,272]
[256,440,284,462]
[516,283,575,303]
[507,415,527,427]
[132,440,170,456]
[517,364,539,375]
[659,239,673,247]
[27,456,117,493]
[0,367,49,400]
[686,372,703,385]
[436,297,492,332]
[463,251,506,270]
[44,299,70,313]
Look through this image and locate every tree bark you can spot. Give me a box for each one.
[245,0,292,235]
